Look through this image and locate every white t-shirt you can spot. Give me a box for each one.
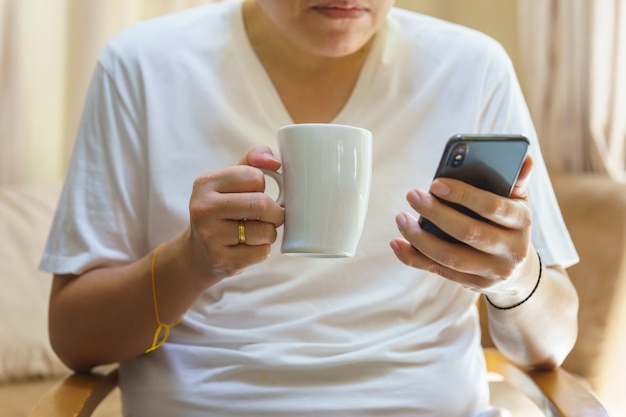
[41,1,578,416]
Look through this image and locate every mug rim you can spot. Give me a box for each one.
[278,123,371,136]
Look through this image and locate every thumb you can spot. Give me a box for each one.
[239,145,281,171]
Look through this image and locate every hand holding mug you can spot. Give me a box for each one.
[186,145,284,281]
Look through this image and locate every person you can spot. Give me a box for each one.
[40,0,580,416]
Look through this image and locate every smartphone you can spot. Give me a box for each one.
[419,134,530,243]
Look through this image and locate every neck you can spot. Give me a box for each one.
[241,0,376,123]
[242,1,373,76]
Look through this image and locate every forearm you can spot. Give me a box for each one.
[49,230,214,371]
[486,264,579,368]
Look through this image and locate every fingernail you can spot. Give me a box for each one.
[430,180,450,197]
[408,189,422,202]
[264,152,280,162]
[396,213,407,228]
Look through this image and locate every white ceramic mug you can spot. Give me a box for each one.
[264,124,372,258]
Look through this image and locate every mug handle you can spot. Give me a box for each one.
[260,169,284,207]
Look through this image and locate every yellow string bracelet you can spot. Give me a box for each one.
[145,242,182,353]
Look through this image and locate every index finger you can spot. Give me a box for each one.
[428,179,531,230]
[196,165,267,194]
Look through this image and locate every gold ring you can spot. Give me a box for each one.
[237,220,246,245]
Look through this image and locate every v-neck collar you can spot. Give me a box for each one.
[231,0,384,128]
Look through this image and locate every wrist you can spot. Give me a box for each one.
[486,251,542,310]
[177,228,222,290]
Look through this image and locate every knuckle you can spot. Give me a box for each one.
[191,174,213,194]
[484,198,509,219]
[192,175,207,190]
[247,193,269,214]
[492,259,518,282]
[493,269,511,283]
[458,223,483,244]
[427,263,445,276]
[263,223,278,243]
[188,199,205,220]
[189,181,220,221]
[240,166,265,190]
[438,252,460,270]
[508,248,528,271]
[520,209,533,229]
[189,198,218,225]
[455,186,471,206]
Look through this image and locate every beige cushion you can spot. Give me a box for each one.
[0,183,69,383]
[550,174,626,417]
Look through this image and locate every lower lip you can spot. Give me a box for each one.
[312,6,367,19]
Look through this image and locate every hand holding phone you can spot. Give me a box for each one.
[419,134,530,243]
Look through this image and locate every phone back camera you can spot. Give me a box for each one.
[450,144,468,168]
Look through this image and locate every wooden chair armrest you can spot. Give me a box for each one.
[484,348,611,417]
[28,366,119,417]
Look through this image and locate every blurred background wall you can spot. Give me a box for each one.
[398,0,519,69]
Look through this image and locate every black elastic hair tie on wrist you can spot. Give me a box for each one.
[486,252,543,310]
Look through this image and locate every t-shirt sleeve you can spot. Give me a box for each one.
[476,43,578,268]
[40,49,149,275]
